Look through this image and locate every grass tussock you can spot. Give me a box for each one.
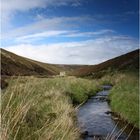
[1,76,101,140]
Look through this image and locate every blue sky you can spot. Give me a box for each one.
[1,0,139,64]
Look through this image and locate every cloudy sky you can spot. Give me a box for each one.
[1,0,139,64]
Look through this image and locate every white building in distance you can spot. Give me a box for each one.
[60,71,66,77]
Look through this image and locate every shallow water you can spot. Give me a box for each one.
[77,85,139,140]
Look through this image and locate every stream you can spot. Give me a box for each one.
[77,85,139,140]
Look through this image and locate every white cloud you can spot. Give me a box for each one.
[63,30,115,37]
[4,36,139,65]
[2,16,93,40]
[1,0,82,30]
[1,0,81,14]
[1,0,81,18]
[15,30,74,42]
[14,29,115,43]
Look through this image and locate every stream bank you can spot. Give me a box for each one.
[77,85,139,140]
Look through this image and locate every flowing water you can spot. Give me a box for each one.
[77,85,139,140]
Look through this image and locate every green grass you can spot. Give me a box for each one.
[1,72,139,140]
[109,72,139,128]
[93,71,139,128]
[1,76,101,140]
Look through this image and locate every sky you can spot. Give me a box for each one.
[1,0,139,64]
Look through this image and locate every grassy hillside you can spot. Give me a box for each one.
[72,49,139,77]
[1,49,61,76]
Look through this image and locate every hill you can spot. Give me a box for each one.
[1,49,61,76]
[1,49,139,77]
[72,49,139,77]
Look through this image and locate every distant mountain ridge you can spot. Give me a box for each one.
[1,48,139,77]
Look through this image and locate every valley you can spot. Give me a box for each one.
[1,49,139,140]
